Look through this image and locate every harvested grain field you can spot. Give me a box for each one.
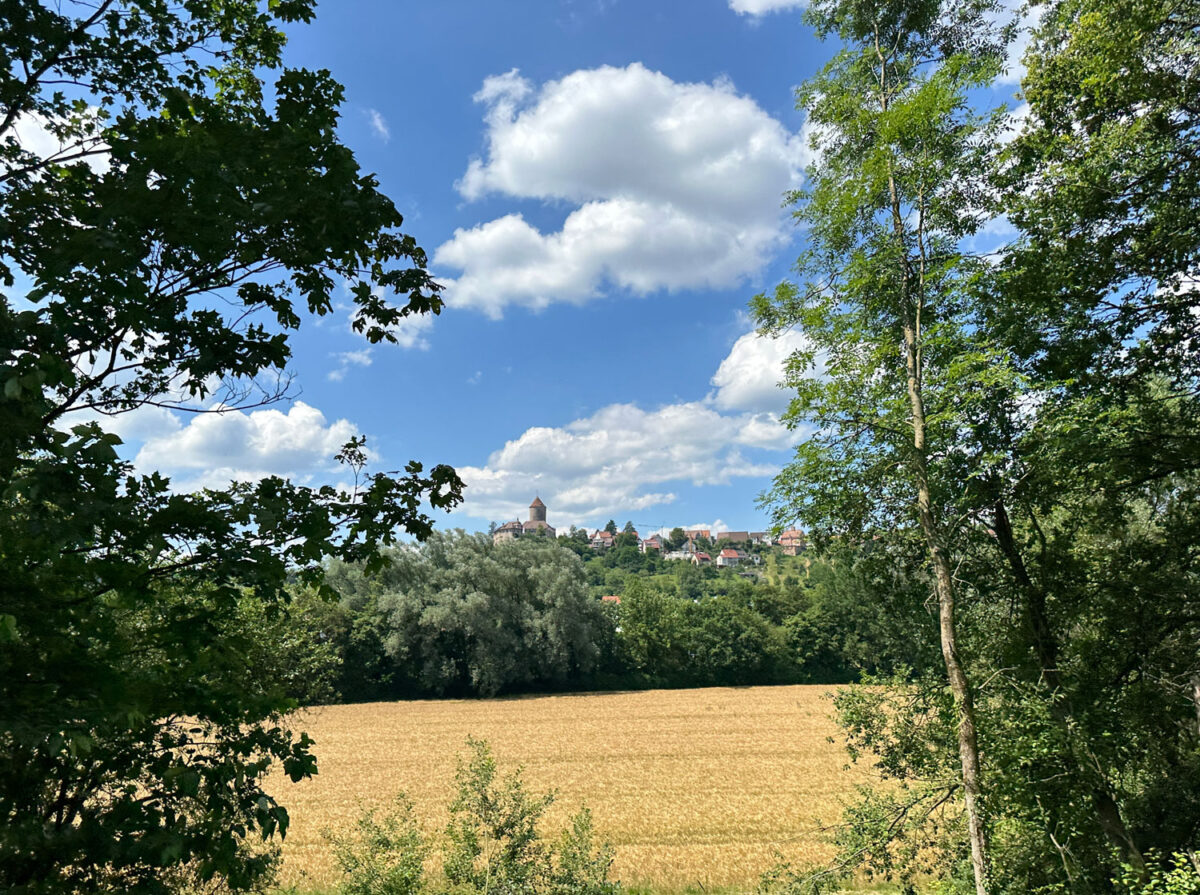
[270,685,869,893]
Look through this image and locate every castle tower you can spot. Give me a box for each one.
[529,496,547,523]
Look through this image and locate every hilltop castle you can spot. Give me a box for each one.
[493,497,556,544]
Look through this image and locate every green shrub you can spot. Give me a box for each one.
[443,738,554,895]
[550,807,619,895]
[1116,852,1200,895]
[328,796,427,895]
[330,739,619,895]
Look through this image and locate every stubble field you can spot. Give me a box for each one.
[271,685,868,893]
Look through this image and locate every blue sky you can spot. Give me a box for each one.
[81,0,1027,536]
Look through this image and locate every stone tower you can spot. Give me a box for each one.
[529,496,547,523]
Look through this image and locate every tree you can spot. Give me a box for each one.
[374,533,608,697]
[954,0,1200,882]
[757,0,1200,890]
[604,519,618,535]
[667,527,687,551]
[616,578,689,683]
[0,3,461,891]
[753,0,1010,889]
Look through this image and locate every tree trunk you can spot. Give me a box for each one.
[878,26,989,885]
[903,325,991,895]
[1192,673,1200,739]
[991,498,1146,873]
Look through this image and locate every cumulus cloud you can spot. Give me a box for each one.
[728,0,806,14]
[710,328,820,414]
[134,401,365,491]
[1000,101,1031,144]
[435,63,804,317]
[989,0,1038,85]
[450,320,821,528]
[454,401,789,527]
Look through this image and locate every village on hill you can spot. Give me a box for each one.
[491,496,807,567]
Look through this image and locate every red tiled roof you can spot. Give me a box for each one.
[530,496,545,508]
[601,595,622,604]
[719,548,739,558]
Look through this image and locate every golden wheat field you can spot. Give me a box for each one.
[270,685,869,893]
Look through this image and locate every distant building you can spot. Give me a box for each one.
[590,529,615,550]
[691,552,712,566]
[778,529,807,556]
[749,531,772,545]
[493,497,557,545]
[685,529,711,541]
[640,535,662,553]
[523,496,555,536]
[492,520,524,543]
[601,595,622,605]
[717,531,751,545]
[716,548,747,568]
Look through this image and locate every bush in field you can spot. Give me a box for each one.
[328,797,426,895]
[328,739,618,895]
[549,808,618,895]
[443,738,554,895]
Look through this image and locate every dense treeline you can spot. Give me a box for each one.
[272,531,933,702]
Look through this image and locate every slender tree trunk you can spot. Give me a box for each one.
[904,324,991,895]
[991,499,1146,873]
[874,22,990,888]
[1192,674,1200,738]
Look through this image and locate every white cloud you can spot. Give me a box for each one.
[435,63,804,317]
[451,319,820,528]
[327,348,373,382]
[1000,102,1031,144]
[645,519,730,539]
[992,0,1037,85]
[134,401,365,491]
[366,108,390,142]
[66,403,183,448]
[728,0,806,14]
[709,328,819,414]
[454,401,788,527]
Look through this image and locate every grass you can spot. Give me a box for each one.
[268,685,872,894]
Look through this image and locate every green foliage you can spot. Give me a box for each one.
[313,541,925,698]
[0,2,462,892]
[325,533,609,698]
[1116,854,1200,895]
[330,741,619,895]
[444,739,555,895]
[754,0,1200,890]
[329,797,427,895]
[550,808,619,895]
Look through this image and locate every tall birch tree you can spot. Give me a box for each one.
[753,1,1010,891]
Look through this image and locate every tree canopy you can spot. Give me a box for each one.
[756,0,1200,892]
[0,2,461,891]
